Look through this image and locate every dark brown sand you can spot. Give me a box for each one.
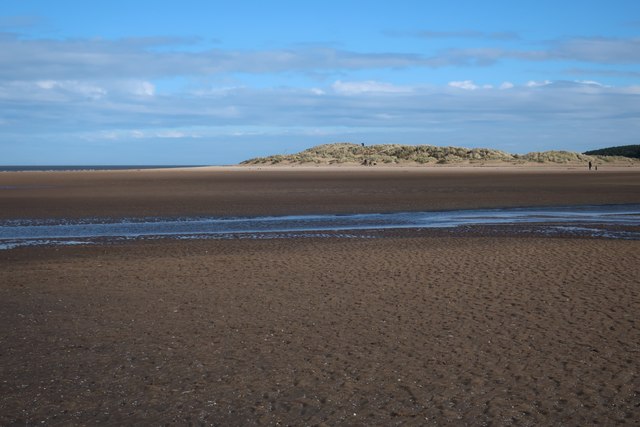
[1,166,640,219]
[1,167,640,425]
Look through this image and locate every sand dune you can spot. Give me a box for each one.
[241,142,640,166]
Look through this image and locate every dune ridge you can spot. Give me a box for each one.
[241,142,640,166]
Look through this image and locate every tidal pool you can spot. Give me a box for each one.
[1,204,639,249]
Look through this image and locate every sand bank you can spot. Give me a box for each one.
[1,167,640,219]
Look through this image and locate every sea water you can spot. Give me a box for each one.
[1,204,639,249]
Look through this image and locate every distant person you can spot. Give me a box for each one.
[595,165,598,171]
[361,143,365,147]
[588,161,592,171]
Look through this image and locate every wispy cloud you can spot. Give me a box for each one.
[565,68,640,78]
[2,78,639,160]
[448,80,494,90]
[416,30,519,40]
[384,29,519,40]
[0,15,45,30]
[2,26,639,160]
[551,37,640,63]
[2,78,637,131]
[332,80,412,95]
[0,33,428,80]
[430,37,640,66]
[1,32,639,85]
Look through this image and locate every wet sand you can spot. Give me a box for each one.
[1,166,640,219]
[1,167,640,425]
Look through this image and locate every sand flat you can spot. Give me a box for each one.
[1,166,640,219]
[1,167,639,425]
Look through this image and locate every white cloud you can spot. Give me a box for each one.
[4,73,640,158]
[447,80,493,90]
[36,80,57,90]
[154,130,200,139]
[574,80,609,88]
[33,80,107,99]
[94,129,202,140]
[93,130,120,140]
[133,81,155,96]
[6,79,638,132]
[526,80,552,87]
[448,80,479,90]
[332,80,411,95]
[31,79,156,100]
[4,26,640,163]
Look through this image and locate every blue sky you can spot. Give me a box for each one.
[1,0,639,164]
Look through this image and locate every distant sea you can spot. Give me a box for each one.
[0,165,205,172]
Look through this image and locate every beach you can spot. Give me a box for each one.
[2,166,640,219]
[1,166,640,425]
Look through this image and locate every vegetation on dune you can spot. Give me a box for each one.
[584,145,640,159]
[516,151,593,163]
[241,143,640,165]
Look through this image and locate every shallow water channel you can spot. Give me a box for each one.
[1,204,640,249]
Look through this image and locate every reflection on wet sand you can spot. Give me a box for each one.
[2,204,639,249]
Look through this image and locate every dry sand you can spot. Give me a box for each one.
[1,167,640,425]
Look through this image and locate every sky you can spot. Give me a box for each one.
[1,0,639,165]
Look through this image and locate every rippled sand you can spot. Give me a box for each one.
[2,234,639,424]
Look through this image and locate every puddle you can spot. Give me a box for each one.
[1,204,639,249]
